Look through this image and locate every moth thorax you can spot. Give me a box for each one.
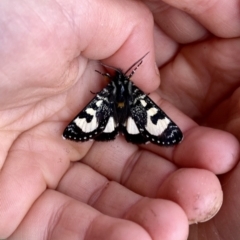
[116,83,126,102]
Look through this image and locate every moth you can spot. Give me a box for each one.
[63,53,183,146]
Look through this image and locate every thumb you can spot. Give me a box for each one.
[73,0,159,92]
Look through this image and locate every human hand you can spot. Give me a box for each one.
[0,0,239,240]
[145,0,240,239]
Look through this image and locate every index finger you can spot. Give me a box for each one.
[141,94,239,174]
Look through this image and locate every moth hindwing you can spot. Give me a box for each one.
[63,53,183,146]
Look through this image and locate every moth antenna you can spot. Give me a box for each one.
[95,70,111,78]
[127,60,143,79]
[124,52,149,76]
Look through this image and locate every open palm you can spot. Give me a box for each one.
[0,1,239,240]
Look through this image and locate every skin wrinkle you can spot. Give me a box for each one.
[120,149,143,185]
[47,200,70,240]
[88,180,110,207]
[123,197,155,239]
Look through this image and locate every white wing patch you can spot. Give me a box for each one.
[103,117,116,133]
[126,117,140,134]
[96,100,103,107]
[74,108,98,133]
[86,108,96,115]
[145,108,170,135]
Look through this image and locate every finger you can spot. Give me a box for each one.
[162,0,240,37]
[157,168,223,223]
[69,0,159,93]
[139,95,239,174]
[125,198,189,240]
[190,166,240,239]
[7,190,152,240]
[0,121,86,237]
[58,164,189,240]
[80,136,180,189]
[61,154,177,199]
[153,25,180,67]
[58,160,221,225]
[174,126,239,173]
[159,38,240,118]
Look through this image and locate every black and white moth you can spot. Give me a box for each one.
[63,53,183,146]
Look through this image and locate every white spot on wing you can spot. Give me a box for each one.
[86,108,96,115]
[145,108,170,135]
[103,117,116,133]
[147,107,158,116]
[96,100,103,107]
[140,100,147,107]
[126,117,140,134]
